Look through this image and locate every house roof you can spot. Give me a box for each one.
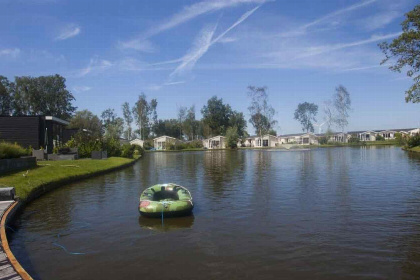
[153,135,178,141]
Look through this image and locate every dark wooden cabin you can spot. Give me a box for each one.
[0,116,69,153]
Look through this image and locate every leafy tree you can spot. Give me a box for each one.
[333,85,351,133]
[268,129,277,136]
[13,75,76,119]
[101,108,123,139]
[68,110,102,138]
[229,111,247,137]
[225,126,239,149]
[247,86,277,138]
[323,100,335,130]
[379,4,420,103]
[177,106,187,139]
[0,76,14,116]
[122,102,133,140]
[153,119,182,138]
[294,102,318,133]
[132,93,157,140]
[201,96,232,136]
[183,105,199,140]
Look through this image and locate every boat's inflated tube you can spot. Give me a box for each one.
[139,183,193,217]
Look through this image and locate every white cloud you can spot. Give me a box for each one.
[0,48,20,58]
[164,81,186,86]
[56,24,81,40]
[118,39,156,52]
[218,37,238,43]
[120,0,267,51]
[278,0,377,37]
[359,11,400,31]
[293,32,402,58]
[169,5,261,77]
[78,57,113,76]
[73,86,92,92]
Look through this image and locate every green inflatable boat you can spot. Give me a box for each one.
[139,183,194,218]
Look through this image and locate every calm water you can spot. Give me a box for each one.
[9,147,420,280]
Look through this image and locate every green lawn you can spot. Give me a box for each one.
[408,146,420,153]
[0,157,136,200]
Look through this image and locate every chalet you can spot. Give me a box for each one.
[0,116,69,153]
[130,138,144,147]
[153,135,180,150]
[203,136,226,149]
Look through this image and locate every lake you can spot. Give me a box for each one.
[9,147,420,279]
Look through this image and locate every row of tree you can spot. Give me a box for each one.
[294,85,352,134]
[0,75,76,119]
[0,73,352,141]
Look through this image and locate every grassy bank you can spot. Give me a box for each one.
[406,146,420,153]
[0,157,137,200]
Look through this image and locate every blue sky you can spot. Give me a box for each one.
[0,0,419,134]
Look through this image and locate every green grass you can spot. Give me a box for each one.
[408,146,420,153]
[0,157,136,200]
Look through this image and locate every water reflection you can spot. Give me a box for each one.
[138,215,195,232]
[9,147,420,280]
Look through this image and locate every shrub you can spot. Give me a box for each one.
[318,136,328,145]
[133,145,145,157]
[348,135,360,144]
[407,135,420,148]
[102,137,122,157]
[143,140,154,150]
[395,133,405,146]
[226,126,239,149]
[0,142,29,159]
[376,135,385,141]
[121,144,135,158]
[185,140,203,149]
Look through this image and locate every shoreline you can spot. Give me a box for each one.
[0,156,141,280]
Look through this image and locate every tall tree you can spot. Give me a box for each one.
[13,75,76,119]
[247,86,277,138]
[177,106,187,139]
[333,85,351,133]
[122,102,133,140]
[201,96,232,136]
[229,111,247,137]
[379,4,420,103]
[323,100,335,130]
[68,110,102,138]
[294,102,318,133]
[150,98,158,134]
[153,119,182,138]
[184,105,198,140]
[0,76,14,116]
[132,93,156,140]
[101,108,123,139]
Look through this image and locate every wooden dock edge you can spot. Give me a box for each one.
[1,201,33,280]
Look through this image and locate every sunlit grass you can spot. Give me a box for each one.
[0,157,136,200]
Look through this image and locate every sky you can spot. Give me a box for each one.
[0,0,419,134]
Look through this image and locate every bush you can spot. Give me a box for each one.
[395,133,405,146]
[226,126,239,149]
[376,135,385,141]
[121,144,135,158]
[143,140,154,150]
[133,145,145,157]
[407,135,420,148]
[348,135,360,144]
[102,137,122,157]
[0,142,29,159]
[318,136,328,145]
[185,140,203,149]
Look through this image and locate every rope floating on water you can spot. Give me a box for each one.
[53,222,90,255]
